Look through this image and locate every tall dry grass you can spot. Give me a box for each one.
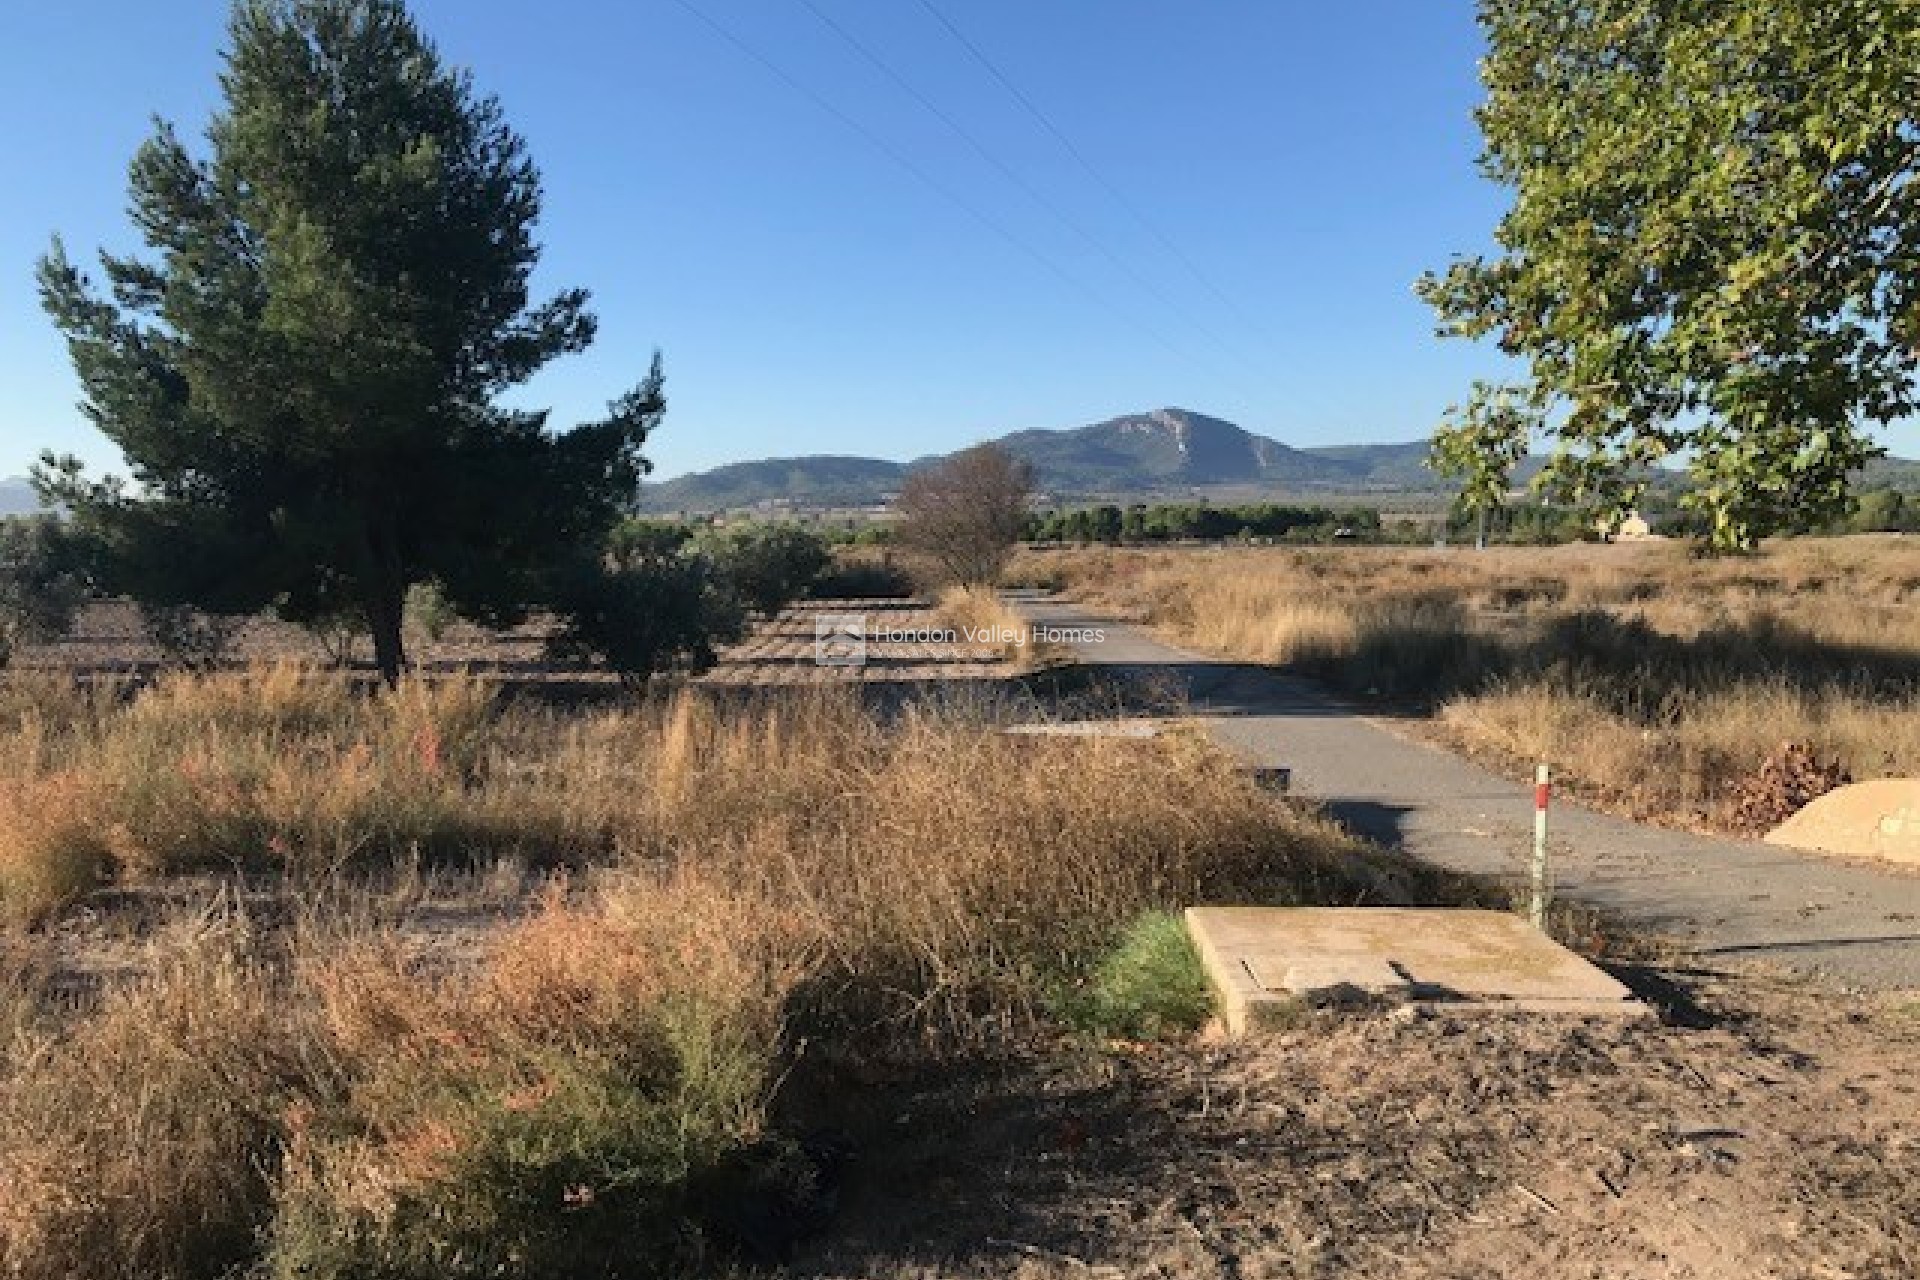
[1019,537,1920,829]
[0,914,300,1279]
[935,584,1031,662]
[0,669,1405,1278]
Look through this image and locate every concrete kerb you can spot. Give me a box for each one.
[1185,906,1648,1035]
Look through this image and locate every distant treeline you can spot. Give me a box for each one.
[1026,502,1386,544]
[1640,487,1919,539]
[619,486,1916,562]
[1441,486,1919,545]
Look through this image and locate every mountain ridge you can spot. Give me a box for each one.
[0,477,42,517]
[638,410,1920,513]
[638,408,1439,512]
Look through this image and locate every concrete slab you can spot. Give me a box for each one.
[1001,718,1164,739]
[1185,906,1645,1033]
[1766,779,1920,866]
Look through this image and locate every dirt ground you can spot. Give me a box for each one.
[787,966,1917,1280]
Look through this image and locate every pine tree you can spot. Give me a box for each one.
[39,0,660,682]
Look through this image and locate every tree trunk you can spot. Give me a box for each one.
[367,584,408,687]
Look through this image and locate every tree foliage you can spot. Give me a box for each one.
[894,444,1034,587]
[1421,0,1920,549]
[1428,382,1536,525]
[37,0,664,681]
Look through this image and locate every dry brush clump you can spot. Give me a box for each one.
[0,865,795,1280]
[934,585,1068,667]
[0,666,604,899]
[0,916,302,1280]
[1019,537,1920,830]
[0,774,115,924]
[266,870,800,1279]
[0,668,1394,1277]
[535,688,1382,1043]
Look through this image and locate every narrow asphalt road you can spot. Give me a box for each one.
[1013,591,1920,990]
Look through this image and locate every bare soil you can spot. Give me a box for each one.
[789,967,1918,1280]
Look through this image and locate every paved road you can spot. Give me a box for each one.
[1013,592,1920,990]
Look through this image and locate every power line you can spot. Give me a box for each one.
[667,0,1209,370]
[793,0,1265,384]
[914,0,1270,340]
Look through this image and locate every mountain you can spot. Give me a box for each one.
[636,406,1920,513]
[990,408,1363,491]
[640,456,908,512]
[639,408,1442,512]
[1299,442,1437,490]
[0,477,42,517]
[1861,454,1920,492]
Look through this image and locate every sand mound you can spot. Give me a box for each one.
[1765,779,1920,865]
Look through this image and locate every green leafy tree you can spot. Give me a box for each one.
[0,517,88,669]
[1420,0,1920,550]
[38,0,664,682]
[1430,381,1538,546]
[1849,488,1912,533]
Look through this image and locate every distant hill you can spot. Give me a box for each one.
[639,408,1447,512]
[640,455,907,512]
[0,477,42,517]
[1861,454,1920,492]
[989,408,1364,491]
[635,410,1920,513]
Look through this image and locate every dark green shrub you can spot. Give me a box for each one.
[699,526,832,617]
[548,556,744,682]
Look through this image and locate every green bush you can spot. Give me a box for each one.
[138,603,241,671]
[403,581,457,649]
[699,525,832,618]
[809,550,916,599]
[548,555,744,682]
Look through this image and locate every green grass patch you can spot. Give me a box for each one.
[1052,910,1215,1040]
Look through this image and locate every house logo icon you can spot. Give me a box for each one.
[813,613,867,667]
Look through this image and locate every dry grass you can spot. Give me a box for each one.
[1018,536,1920,830]
[0,668,1405,1278]
[0,775,114,924]
[934,585,1064,667]
[0,914,299,1280]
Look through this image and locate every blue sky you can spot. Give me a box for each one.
[4,3,1909,483]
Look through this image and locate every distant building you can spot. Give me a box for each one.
[1597,510,1660,542]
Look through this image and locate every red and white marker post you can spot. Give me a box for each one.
[1530,763,1552,928]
